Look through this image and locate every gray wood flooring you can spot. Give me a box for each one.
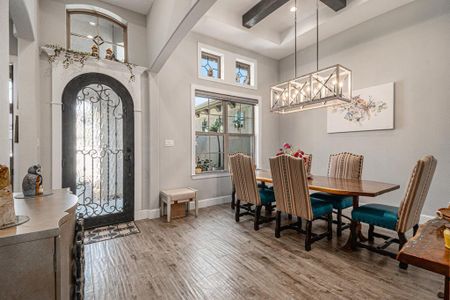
[84,204,442,299]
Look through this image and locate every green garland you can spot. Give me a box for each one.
[44,44,136,82]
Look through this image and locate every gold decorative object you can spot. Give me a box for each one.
[91,44,99,58]
[436,207,450,222]
[0,165,16,227]
[105,48,113,60]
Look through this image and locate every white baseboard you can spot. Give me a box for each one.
[135,195,232,220]
[419,214,435,224]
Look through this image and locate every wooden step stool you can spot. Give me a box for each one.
[160,188,198,222]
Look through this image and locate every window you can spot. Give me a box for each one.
[200,51,222,79]
[194,90,256,174]
[67,10,127,62]
[235,61,251,86]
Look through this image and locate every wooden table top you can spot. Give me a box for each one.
[397,218,450,277]
[255,169,400,197]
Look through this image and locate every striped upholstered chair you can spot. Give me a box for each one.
[351,155,437,269]
[270,155,333,251]
[311,152,363,236]
[229,153,276,230]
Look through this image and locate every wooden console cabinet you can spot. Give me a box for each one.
[0,189,78,300]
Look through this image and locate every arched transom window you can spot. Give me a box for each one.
[67,8,128,62]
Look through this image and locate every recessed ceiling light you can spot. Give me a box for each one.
[290,6,297,12]
[89,21,96,26]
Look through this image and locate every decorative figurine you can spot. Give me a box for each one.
[22,164,43,197]
[91,44,99,58]
[105,48,113,60]
[0,165,16,227]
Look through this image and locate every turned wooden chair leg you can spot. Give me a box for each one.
[231,187,236,210]
[398,232,408,269]
[368,225,375,242]
[350,220,358,250]
[297,217,302,233]
[336,208,343,237]
[413,224,419,236]
[254,205,262,231]
[305,220,312,251]
[327,213,333,240]
[235,199,241,222]
[275,211,281,238]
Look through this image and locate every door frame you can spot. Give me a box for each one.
[62,72,134,228]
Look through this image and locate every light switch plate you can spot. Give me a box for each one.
[164,139,175,147]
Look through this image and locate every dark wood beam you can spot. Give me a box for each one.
[320,0,346,12]
[242,0,289,29]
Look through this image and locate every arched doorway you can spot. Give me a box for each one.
[62,73,134,228]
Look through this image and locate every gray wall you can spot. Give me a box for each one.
[150,31,280,208]
[278,0,450,216]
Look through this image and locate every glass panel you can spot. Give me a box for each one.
[241,104,253,118]
[209,136,223,153]
[229,136,253,156]
[70,13,97,37]
[99,42,113,60]
[112,23,124,45]
[209,153,224,171]
[75,83,124,218]
[208,99,222,115]
[209,115,223,133]
[114,45,125,62]
[98,16,114,44]
[201,52,221,79]
[195,135,209,155]
[70,35,92,53]
[236,61,251,85]
[194,113,208,132]
[227,102,239,117]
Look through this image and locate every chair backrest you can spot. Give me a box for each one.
[229,153,260,205]
[304,154,312,175]
[328,152,364,179]
[397,155,437,233]
[270,155,313,221]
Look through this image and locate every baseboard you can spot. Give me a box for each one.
[136,195,232,220]
[419,214,435,224]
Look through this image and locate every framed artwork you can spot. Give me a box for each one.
[327,82,394,133]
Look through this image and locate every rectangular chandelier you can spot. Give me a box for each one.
[271,64,352,114]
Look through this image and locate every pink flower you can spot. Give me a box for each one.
[283,143,291,149]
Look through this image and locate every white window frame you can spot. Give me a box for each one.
[198,43,258,90]
[191,84,261,179]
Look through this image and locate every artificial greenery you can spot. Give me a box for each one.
[44,44,136,82]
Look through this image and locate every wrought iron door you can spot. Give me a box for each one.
[62,73,134,228]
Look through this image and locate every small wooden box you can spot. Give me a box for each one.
[170,202,187,219]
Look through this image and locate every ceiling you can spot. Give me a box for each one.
[192,0,417,59]
[98,0,155,14]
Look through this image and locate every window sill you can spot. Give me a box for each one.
[191,171,231,180]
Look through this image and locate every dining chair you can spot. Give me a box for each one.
[270,154,333,251]
[350,155,437,269]
[229,153,276,230]
[311,152,364,236]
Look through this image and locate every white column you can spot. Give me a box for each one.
[0,1,10,167]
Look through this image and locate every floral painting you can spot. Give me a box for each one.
[327,82,394,133]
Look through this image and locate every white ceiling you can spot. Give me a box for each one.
[193,0,416,60]
[98,0,155,15]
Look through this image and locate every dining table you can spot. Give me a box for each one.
[254,169,400,248]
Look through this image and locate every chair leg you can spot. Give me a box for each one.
[231,187,236,210]
[235,200,240,222]
[336,208,343,237]
[275,211,281,238]
[413,224,419,236]
[305,220,312,251]
[368,225,375,242]
[350,220,358,250]
[327,213,333,240]
[288,214,292,220]
[254,205,262,231]
[398,232,408,269]
[297,217,302,233]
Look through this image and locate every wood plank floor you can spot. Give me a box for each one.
[84,204,442,299]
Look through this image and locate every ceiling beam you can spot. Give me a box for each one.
[242,0,289,29]
[320,0,346,12]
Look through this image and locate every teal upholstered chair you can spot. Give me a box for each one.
[270,155,333,251]
[229,153,276,230]
[351,155,437,269]
[311,152,364,236]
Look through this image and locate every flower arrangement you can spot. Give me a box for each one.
[276,143,305,159]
